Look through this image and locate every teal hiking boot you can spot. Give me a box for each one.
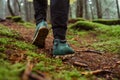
[53,39,75,55]
[32,20,49,48]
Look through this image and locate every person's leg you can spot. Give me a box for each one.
[33,0,49,48]
[50,0,74,55]
[33,0,47,25]
[50,0,69,40]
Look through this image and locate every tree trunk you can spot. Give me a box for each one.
[76,0,83,17]
[24,0,29,21]
[7,0,16,16]
[84,0,89,19]
[90,3,94,19]
[116,0,120,18]
[96,0,102,18]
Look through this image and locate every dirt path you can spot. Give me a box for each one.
[1,20,120,79]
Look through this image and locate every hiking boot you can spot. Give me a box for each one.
[53,39,75,55]
[32,20,49,48]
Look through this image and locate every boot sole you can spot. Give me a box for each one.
[32,27,49,48]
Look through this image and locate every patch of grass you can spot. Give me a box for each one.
[0,59,25,80]
[34,61,56,72]
[92,40,120,53]
[26,51,87,80]
[13,41,36,50]
[91,25,120,54]
[18,22,36,28]
[96,25,120,39]
[0,37,12,44]
[0,37,36,51]
[0,24,20,38]
[0,22,95,80]
[0,46,6,52]
[0,53,6,59]
[53,69,86,80]
[32,53,88,80]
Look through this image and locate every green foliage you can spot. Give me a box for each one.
[0,24,20,38]
[13,41,36,50]
[0,22,96,80]
[18,22,36,28]
[96,25,120,38]
[0,37,36,51]
[92,40,120,53]
[0,59,25,80]
[0,38,10,44]
[91,25,120,54]
[28,51,87,80]
[70,21,106,31]
[93,19,120,25]
[0,46,6,52]
[53,70,86,80]
[33,53,63,71]
[34,61,56,72]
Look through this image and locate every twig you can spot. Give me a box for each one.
[22,58,33,80]
[77,49,104,55]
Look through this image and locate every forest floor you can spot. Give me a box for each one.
[0,20,120,80]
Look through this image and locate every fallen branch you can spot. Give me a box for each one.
[22,58,33,80]
[73,62,88,67]
[76,49,104,55]
[81,69,112,76]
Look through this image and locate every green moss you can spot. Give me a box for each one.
[0,59,25,80]
[34,61,56,72]
[0,38,12,45]
[70,21,107,31]
[92,40,120,54]
[12,16,24,22]
[6,16,24,22]
[18,22,36,28]
[0,24,21,38]
[6,16,12,20]
[13,41,36,50]
[69,18,86,23]
[91,25,120,54]
[0,37,36,51]
[93,19,120,25]
[0,46,6,52]
[53,70,86,80]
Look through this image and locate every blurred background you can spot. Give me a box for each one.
[0,0,120,22]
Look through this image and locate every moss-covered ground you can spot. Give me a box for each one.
[0,19,120,80]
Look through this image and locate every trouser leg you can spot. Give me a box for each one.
[50,0,69,40]
[33,0,48,25]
